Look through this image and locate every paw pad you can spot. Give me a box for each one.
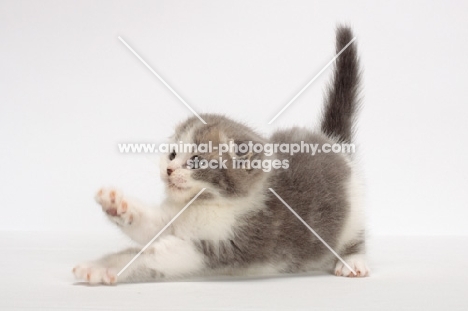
[95,188,134,226]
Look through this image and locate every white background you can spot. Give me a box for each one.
[1,0,468,236]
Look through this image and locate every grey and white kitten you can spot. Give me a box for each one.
[73,26,368,285]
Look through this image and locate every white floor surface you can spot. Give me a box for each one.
[0,233,467,310]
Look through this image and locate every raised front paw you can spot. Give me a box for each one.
[95,188,134,226]
[73,263,117,285]
[334,254,369,277]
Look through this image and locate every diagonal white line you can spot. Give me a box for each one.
[118,36,207,125]
[268,37,356,124]
[117,188,206,276]
[268,188,357,276]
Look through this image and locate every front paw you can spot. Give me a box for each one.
[95,188,134,226]
[334,254,369,277]
[73,263,117,285]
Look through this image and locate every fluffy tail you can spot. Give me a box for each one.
[321,26,361,144]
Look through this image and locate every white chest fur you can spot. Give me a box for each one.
[168,193,266,241]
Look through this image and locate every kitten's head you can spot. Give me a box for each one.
[160,114,269,203]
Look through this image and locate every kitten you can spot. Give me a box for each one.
[73,26,368,284]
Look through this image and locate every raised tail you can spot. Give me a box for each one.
[321,26,361,144]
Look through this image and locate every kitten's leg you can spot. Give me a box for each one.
[73,236,205,284]
[95,187,172,245]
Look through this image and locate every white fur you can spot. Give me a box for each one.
[336,157,366,253]
[173,194,265,240]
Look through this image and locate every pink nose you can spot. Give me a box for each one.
[167,168,173,176]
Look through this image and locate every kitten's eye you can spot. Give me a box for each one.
[169,150,176,161]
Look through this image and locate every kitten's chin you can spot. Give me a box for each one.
[166,181,189,192]
[165,182,207,204]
